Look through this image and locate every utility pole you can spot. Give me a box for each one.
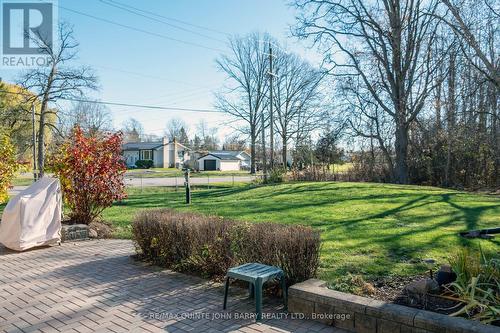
[31,104,37,182]
[268,42,274,169]
[261,107,267,183]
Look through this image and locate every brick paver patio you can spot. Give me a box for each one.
[0,240,345,333]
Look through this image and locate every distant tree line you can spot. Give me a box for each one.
[213,0,498,189]
[291,0,498,188]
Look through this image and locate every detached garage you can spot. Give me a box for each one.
[198,153,241,171]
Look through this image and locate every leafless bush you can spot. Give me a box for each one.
[132,209,321,285]
[289,167,338,182]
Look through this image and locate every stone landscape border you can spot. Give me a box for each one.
[288,279,498,333]
[61,224,89,241]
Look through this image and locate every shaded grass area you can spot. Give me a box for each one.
[102,182,500,282]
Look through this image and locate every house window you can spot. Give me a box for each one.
[140,150,153,160]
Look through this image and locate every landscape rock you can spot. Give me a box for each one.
[436,265,457,286]
[89,229,98,238]
[404,278,439,296]
[61,224,89,242]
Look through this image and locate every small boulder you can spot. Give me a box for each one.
[405,278,439,296]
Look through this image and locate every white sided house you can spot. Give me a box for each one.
[122,138,190,169]
[197,151,251,171]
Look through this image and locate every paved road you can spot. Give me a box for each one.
[8,176,255,197]
[0,239,342,333]
[124,176,255,187]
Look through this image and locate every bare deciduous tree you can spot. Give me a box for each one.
[294,0,444,183]
[18,23,98,176]
[215,32,271,174]
[195,119,219,150]
[61,101,112,137]
[440,0,500,88]
[272,51,324,168]
[165,118,188,142]
[122,117,144,143]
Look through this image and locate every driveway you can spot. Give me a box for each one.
[0,240,343,333]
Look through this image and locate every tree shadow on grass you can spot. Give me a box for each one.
[320,192,500,277]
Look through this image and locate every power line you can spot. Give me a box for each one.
[68,98,221,113]
[38,1,226,53]
[99,0,228,44]
[0,89,221,113]
[86,63,216,89]
[102,0,231,37]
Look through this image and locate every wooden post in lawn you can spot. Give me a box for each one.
[184,169,191,204]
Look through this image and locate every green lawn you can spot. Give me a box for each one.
[11,175,35,186]
[101,182,500,283]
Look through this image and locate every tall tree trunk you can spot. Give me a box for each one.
[36,64,56,178]
[37,104,46,178]
[389,1,409,184]
[445,52,456,187]
[282,133,287,170]
[395,121,409,184]
[491,86,499,187]
[250,129,256,174]
[435,73,442,130]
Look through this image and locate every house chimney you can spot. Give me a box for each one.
[162,136,168,168]
[173,137,178,168]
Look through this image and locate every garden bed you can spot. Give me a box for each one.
[369,274,461,315]
[289,279,498,333]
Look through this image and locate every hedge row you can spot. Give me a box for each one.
[132,209,321,286]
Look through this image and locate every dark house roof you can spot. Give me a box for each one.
[122,141,192,151]
[198,152,240,161]
[122,142,162,151]
[208,150,248,159]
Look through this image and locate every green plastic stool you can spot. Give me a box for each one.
[223,263,287,321]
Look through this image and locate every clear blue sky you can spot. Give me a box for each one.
[0,0,320,141]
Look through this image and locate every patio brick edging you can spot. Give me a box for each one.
[288,279,498,333]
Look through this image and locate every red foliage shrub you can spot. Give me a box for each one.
[52,126,127,224]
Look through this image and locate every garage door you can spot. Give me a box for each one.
[204,159,217,171]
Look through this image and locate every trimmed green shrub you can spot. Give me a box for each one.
[132,209,321,285]
[135,159,154,169]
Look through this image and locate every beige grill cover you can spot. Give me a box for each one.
[0,177,62,251]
